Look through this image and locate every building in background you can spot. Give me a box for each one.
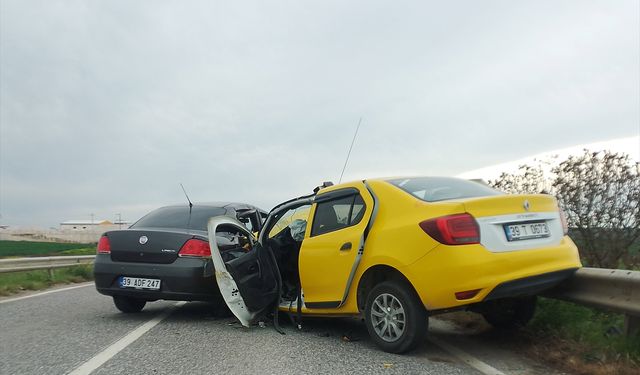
[0,219,132,243]
[60,220,113,231]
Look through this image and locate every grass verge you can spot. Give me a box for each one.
[0,265,94,296]
[57,247,97,256]
[525,297,639,374]
[440,297,639,375]
[0,240,95,257]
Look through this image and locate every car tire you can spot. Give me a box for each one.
[364,281,428,353]
[113,296,147,313]
[210,300,232,318]
[481,296,536,329]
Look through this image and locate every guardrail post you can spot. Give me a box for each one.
[624,315,639,336]
[47,268,55,280]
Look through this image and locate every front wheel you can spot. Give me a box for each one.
[481,296,536,329]
[364,281,427,353]
[113,296,146,313]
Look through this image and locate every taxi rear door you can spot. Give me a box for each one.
[298,182,375,308]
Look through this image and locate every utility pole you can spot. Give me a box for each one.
[116,213,122,229]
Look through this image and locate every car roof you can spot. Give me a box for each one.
[318,176,472,188]
[312,176,415,192]
[313,176,491,196]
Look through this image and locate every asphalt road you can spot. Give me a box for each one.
[0,284,563,375]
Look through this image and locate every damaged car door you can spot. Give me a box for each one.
[207,216,280,327]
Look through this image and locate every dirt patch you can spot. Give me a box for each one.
[526,338,638,375]
[438,311,639,375]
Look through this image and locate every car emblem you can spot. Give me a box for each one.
[139,236,148,245]
[523,200,530,211]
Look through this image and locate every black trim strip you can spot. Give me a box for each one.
[484,268,578,301]
[314,188,359,203]
[305,301,341,309]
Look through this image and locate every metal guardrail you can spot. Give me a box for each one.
[545,267,640,336]
[0,255,95,274]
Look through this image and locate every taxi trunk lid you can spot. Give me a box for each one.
[457,194,559,218]
[454,194,564,252]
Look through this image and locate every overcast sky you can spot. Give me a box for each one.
[1,0,639,227]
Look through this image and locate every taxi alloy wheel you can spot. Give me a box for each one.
[365,281,427,353]
[371,293,406,342]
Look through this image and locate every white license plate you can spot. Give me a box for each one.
[119,276,161,290]
[504,222,550,241]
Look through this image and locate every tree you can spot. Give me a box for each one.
[489,163,551,195]
[489,150,640,269]
[552,151,640,268]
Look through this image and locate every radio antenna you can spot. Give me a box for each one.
[180,183,193,228]
[180,183,193,209]
[339,117,362,183]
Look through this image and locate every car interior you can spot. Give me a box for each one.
[214,205,310,303]
[214,196,365,305]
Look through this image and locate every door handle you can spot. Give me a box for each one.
[340,242,352,251]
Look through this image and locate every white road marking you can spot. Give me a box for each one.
[0,282,94,304]
[429,336,506,375]
[67,301,186,375]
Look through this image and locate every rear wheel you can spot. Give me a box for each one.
[113,296,147,313]
[209,299,232,318]
[364,281,427,353]
[481,296,536,329]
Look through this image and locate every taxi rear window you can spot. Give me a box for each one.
[131,206,226,231]
[386,177,502,202]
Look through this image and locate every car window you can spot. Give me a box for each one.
[386,177,502,202]
[217,226,253,252]
[131,206,226,231]
[236,209,266,233]
[311,193,366,237]
[238,216,254,232]
[350,195,365,224]
[268,205,312,238]
[215,224,254,262]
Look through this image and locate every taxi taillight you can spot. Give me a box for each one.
[97,235,111,254]
[419,213,480,245]
[178,239,211,257]
[560,209,569,235]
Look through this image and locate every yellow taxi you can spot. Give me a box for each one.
[207,177,581,353]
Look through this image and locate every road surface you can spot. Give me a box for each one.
[0,283,563,375]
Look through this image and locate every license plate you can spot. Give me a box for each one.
[504,222,550,241]
[119,276,161,290]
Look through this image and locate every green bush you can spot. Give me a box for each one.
[58,248,96,256]
[66,264,93,279]
[529,298,640,362]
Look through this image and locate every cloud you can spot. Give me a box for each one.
[1,0,638,226]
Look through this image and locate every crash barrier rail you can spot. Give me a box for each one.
[0,255,96,275]
[545,267,640,336]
